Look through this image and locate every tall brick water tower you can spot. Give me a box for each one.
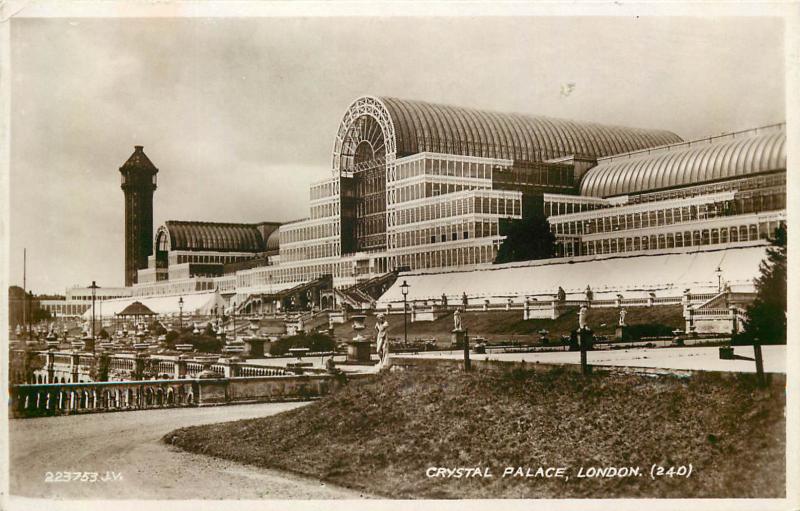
[120,145,158,286]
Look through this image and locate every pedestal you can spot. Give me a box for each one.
[243,338,267,358]
[451,328,466,348]
[578,327,593,375]
[82,337,95,352]
[346,337,373,364]
[615,325,629,341]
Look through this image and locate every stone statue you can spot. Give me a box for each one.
[619,308,627,326]
[578,304,589,331]
[453,308,462,331]
[557,286,566,302]
[584,285,593,302]
[441,293,448,307]
[374,313,389,370]
[462,292,468,307]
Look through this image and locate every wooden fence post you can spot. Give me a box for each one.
[463,328,471,372]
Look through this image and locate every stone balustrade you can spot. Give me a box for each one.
[10,373,345,418]
[10,379,196,418]
[11,350,330,385]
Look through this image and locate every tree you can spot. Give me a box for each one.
[735,224,786,345]
[494,214,556,264]
[164,331,223,353]
[31,307,52,323]
[149,320,167,335]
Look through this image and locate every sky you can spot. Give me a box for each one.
[8,16,785,294]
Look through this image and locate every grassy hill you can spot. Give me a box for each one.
[165,364,784,499]
[327,305,685,343]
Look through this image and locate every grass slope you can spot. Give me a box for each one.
[330,305,685,343]
[165,365,784,499]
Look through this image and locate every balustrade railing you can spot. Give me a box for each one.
[10,380,197,418]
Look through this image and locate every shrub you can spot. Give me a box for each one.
[163,330,222,353]
[269,332,336,356]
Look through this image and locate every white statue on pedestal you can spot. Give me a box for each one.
[453,308,462,331]
[578,304,588,331]
[375,313,389,370]
[619,308,627,326]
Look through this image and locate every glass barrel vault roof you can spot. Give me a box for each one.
[579,128,786,198]
[379,96,682,161]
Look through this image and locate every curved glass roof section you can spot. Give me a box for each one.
[579,127,786,198]
[163,221,266,253]
[265,229,281,251]
[378,97,683,161]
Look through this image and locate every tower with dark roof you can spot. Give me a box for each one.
[120,145,158,286]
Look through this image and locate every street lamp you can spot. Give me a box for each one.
[400,280,410,344]
[715,266,723,292]
[89,281,99,350]
[178,296,184,329]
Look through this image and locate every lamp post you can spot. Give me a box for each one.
[89,280,99,341]
[178,296,184,329]
[400,280,410,344]
[715,266,723,292]
[88,281,100,354]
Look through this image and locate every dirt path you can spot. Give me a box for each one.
[9,402,370,499]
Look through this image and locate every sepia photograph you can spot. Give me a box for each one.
[1,2,797,510]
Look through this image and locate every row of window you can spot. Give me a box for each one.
[390,181,490,205]
[544,200,606,217]
[389,241,501,270]
[309,179,339,201]
[356,193,386,217]
[132,279,216,297]
[556,221,782,257]
[394,156,502,182]
[631,173,785,204]
[310,200,340,220]
[553,201,729,236]
[280,221,341,245]
[171,254,251,265]
[237,261,354,289]
[389,220,499,249]
[281,242,341,263]
[40,303,90,316]
[67,294,128,301]
[551,192,785,236]
[393,195,521,226]
[355,213,386,241]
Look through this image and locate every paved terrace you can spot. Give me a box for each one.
[405,345,786,374]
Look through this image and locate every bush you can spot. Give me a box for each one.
[149,320,167,336]
[269,332,336,356]
[162,330,222,353]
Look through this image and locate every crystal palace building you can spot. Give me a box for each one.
[83,95,785,317]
